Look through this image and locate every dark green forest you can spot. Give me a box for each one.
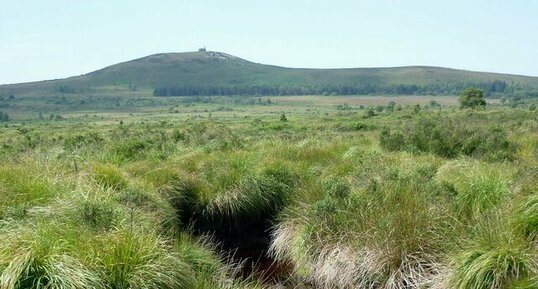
[153,79,526,97]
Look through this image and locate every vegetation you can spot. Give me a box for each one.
[460,87,487,109]
[0,93,537,288]
[0,110,9,122]
[3,51,538,98]
[379,117,516,160]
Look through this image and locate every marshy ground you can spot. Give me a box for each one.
[0,95,537,288]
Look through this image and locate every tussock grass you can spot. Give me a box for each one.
[96,230,194,289]
[91,163,128,190]
[0,222,104,289]
[159,155,299,224]
[0,164,60,221]
[448,215,538,289]
[512,193,538,242]
[435,159,514,220]
[75,192,119,230]
[1,107,537,288]
[271,157,451,288]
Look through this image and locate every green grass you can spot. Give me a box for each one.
[0,163,61,221]
[91,164,128,190]
[449,214,538,289]
[0,99,537,288]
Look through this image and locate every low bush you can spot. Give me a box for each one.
[380,117,517,161]
[63,132,103,150]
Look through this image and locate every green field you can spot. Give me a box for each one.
[0,95,537,288]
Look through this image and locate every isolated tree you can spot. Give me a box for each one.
[459,88,486,109]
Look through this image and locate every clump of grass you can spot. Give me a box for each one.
[448,215,538,289]
[160,156,299,225]
[0,164,58,221]
[174,233,224,279]
[435,159,513,220]
[189,122,245,151]
[509,277,538,289]
[160,171,203,225]
[107,138,149,162]
[272,164,449,288]
[203,162,299,219]
[512,193,538,241]
[173,233,244,288]
[91,163,128,190]
[0,222,104,289]
[76,194,118,230]
[96,230,195,289]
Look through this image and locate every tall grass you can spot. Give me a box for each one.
[91,163,128,191]
[0,222,104,289]
[271,157,451,288]
[1,106,536,288]
[448,214,538,289]
[435,159,513,220]
[512,194,538,242]
[0,164,60,221]
[96,230,194,289]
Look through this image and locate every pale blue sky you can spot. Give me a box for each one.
[1,0,537,84]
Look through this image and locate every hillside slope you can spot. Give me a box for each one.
[2,51,538,97]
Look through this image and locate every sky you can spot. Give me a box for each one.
[1,0,537,84]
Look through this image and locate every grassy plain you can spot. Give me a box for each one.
[0,95,537,289]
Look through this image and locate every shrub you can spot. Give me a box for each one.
[379,118,517,161]
[0,111,9,122]
[460,87,486,109]
[379,128,404,151]
[64,132,103,150]
[322,178,350,199]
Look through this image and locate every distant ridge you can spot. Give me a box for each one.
[2,51,538,97]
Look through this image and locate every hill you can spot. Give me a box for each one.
[2,51,538,97]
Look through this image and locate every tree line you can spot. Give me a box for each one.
[153,80,524,97]
[0,111,9,122]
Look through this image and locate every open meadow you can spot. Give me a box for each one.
[0,95,537,288]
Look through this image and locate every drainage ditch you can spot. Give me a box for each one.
[182,208,289,282]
